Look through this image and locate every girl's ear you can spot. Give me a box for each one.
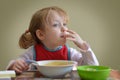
[36,29,45,40]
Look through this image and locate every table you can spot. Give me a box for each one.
[12,70,120,80]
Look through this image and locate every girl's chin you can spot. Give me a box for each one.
[58,38,66,45]
[59,43,66,46]
[60,41,66,45]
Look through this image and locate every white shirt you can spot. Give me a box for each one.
[6,46,99,70]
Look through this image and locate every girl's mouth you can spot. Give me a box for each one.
[61,35,65,38]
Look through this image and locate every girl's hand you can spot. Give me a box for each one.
[12,59,29,74]
[64,30,89,50]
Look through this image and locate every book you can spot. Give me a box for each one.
[0,77,11,80]
[0,70,16,78]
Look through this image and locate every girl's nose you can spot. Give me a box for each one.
[61,26,68,32]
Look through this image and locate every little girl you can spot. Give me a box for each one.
[6,6,99,74]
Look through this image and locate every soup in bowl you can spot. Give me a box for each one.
[32,60,77,78]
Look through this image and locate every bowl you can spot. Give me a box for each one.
[77,65,111,80]
[32,60,77,78]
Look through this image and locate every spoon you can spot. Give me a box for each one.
[25,60,38,65]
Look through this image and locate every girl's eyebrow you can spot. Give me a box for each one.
[53,19,65,23]
[52,20,60,24]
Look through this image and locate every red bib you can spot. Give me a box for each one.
[35,44,69,61]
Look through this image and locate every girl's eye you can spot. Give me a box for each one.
[53,24,59,27]
[63,23,67,26]
[52,23,67,27]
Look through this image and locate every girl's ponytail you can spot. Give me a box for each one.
[19,30,35,49]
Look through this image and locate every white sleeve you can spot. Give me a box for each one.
[70,47,99,66]
[19,46,34,60]
[6,46,34,70]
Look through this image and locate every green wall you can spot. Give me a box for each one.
[0,0,120,70]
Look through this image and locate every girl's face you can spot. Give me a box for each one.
[42,11,68,49]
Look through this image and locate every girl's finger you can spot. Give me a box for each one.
[20,60,29,70]
[16,60,27,70]
[14,64,23,71]
[66,29,76,34]
[66,37,76,41]
[14,67,22,74]
[21,59,28,67]
[65,33,75,38]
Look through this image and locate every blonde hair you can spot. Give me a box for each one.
[19,6,69,49]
